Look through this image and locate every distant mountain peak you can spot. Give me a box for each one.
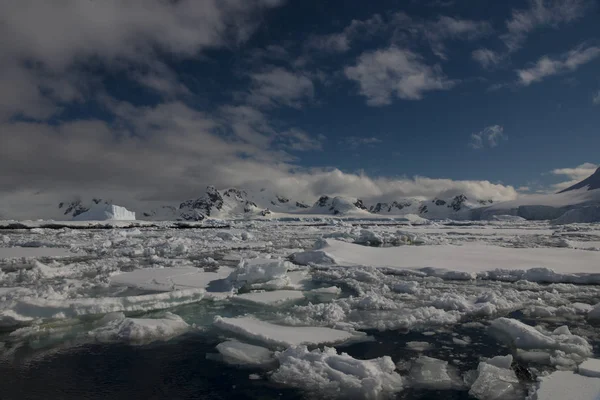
[558,166,600,193]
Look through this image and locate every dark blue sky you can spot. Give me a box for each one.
[1,0,599,210]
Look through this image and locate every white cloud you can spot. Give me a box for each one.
[276,129,325,151]
[470,125,506,149]
[345,47,455,106]
[420,16,493,59]
[516,45,600,86]
[471,48,503,69]
[305,14,385,53]
[0,0,283,119]
[390,13,492,60]
[502,0,592,52]
[248,67,314,108]
[340,137,382,149]
[593,90,600,105]
[549,162,598,191]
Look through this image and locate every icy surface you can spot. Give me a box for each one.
[111,266,234,292]
[407,356,462,390]
[215,340,274,366]
[533,370,600,400]
[90,312,189,343]
[1,218,600,399]
[469,358,522,400]
[293,239,600,282]
[271,346,403,399]
[213,316,364,348]
[578,358,600,378]
[490,318,592,360]
[234,290,305,306]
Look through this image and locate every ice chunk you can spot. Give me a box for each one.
[233,290,305,306]
[2,289,206,324]
[90,312,189,343]
[490,318,592,358]
[578,358,600,378]
[406,341,432,351]
[485,355,513,369]
[408,356,462,390]
[469,361,521,400]
[533,370,600,400]
[227,258,289,287]
[110,266,234,292]
[73,204,135,221]
[215,340,274,367]
[588,303,600,321]
[213,316,365,348]
[354,229,383,246]
[271,346,403,399]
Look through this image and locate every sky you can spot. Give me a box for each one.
[1,0,599,217]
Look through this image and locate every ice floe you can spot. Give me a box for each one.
[215,340,274,367]
[271,346,403,399]
[292,239,600,283]
[533,370,600,400]
[213,316,366,348]
[90,312,189,343]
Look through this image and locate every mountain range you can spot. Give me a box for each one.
[56,167,600,223]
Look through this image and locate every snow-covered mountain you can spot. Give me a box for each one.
[55,187,492,221]
[59,198,107,218]
[478,167,600,223]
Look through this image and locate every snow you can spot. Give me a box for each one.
[215,340,274,367]
[292,239,600,283]
[90,312,189,343]
[213,316,365,348]
[271,346,403,399]
[73,204,136,221]
[234,290,305,306]
[110,266,234,292]
[579,358,600,378]
[533,371,600,400]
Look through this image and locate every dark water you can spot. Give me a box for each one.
[0,333,304,400]
[0,324,528,400]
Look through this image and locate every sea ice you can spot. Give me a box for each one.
[489,318,592,359]
[227,258,290,287]
[578,358,600,378]
[233,290,305,306]
[292,239,600,283]
[215,340,274,367]
[110,266,234,292]
[533,370,600,400]
[271,346,403,399]
[213,316,365,348]
[407,356,462,390]
[1,289,206,324]
[468,358,521,400]
[90,312,189,343]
